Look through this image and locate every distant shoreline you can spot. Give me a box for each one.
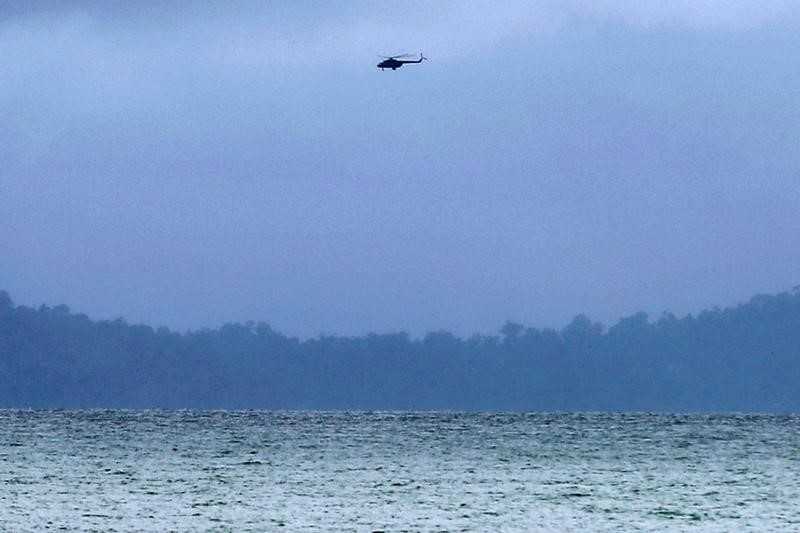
[2,288,800,412]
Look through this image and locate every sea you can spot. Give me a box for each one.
[1,411,798,531]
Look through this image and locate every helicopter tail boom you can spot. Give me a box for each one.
[399,53,427,64]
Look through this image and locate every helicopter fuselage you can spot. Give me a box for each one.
[377,58,403,70]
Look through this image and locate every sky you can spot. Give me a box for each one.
[2,1,800,338]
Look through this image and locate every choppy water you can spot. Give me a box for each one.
[1,411,799,531]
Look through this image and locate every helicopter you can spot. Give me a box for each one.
[377,53,427,71]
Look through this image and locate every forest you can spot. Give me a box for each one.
[1,289,799,411]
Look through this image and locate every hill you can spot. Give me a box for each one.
[1,289,799,411]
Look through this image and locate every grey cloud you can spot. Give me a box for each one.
[3,2,800,338]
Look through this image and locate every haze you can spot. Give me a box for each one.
[2,1,799,338]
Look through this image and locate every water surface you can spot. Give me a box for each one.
[1,411,798,531]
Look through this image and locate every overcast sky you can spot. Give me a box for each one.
[2,1,799,338]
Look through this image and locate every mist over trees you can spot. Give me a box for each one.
[1,289,799,411]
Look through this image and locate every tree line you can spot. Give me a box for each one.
[1,289,799,411]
